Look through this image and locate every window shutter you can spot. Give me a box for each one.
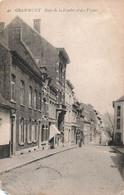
[31,120,34,142]
[36,120,38,141]
[24,118,27,144]
[19,117,21,144]
[27,119,30,143]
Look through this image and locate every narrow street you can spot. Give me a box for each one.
[0,144,124,195]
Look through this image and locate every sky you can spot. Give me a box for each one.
[0,0,124,114]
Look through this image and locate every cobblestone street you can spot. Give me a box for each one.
[0,144,124,195]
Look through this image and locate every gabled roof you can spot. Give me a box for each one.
[0,94,15,109]
[0,16,70,88]
[0,16,70,65]
[113,95,124,107]
[115,95,124,102]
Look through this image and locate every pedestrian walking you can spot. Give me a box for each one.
[79,131,83,147]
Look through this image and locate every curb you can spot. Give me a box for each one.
[0,146,77,176]
[113,147,124,155]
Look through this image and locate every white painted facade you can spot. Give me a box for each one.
[0,107,11,146]
[64,80,74,144]
[113,99,124,145]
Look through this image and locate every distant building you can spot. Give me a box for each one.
[64,80,74,145]
[71,93,78,144]
[113,95,124,145]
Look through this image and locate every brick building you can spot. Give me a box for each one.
[0,16,70,156]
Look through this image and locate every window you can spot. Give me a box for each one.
[29,86,32,107]
[11,74,16,101]
[34,121,38,142]
[27,120,32,143]
[32,122,35,142]
[117,119,120,129]
[117,106,121,116]
[46,126,49,141]
[19,118,25,144]
[20,80,25,105]
[39,92,41,110]
[34,90,37,109]
[43,98,47,115]
[41,125,45,142]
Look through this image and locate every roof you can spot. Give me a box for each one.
[57,48,70,64]
[0,94,15,109]
[0,16,70,88]
[115,95,124,102]
[113,95,124,107]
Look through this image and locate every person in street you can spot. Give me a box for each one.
[79,131,84,147]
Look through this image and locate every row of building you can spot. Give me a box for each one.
[0,16,103,158]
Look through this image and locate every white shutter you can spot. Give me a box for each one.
[19,117,21,144]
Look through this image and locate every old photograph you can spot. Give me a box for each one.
[0,0,124,194]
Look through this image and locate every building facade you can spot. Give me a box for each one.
[0,94,15,158]
[0,16,70,156]
[113,95,124,145]
[64,80,74,145]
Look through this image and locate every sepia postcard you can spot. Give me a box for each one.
[0,0,124,195]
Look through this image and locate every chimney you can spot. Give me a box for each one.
[0,22,5,32]
[33,19,41,33]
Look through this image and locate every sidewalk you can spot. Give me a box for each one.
[113,146,124,155]
[0,144,77,175]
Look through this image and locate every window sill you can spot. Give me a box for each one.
[34,109,37,111]
[20,104,25,107]
[19,142,24,146]
[38,110,41,113]
[41,142,47,145]
[27,141,32,144]
[10,100,16,104]
[33,140,37,143]
[28,107,32,110]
